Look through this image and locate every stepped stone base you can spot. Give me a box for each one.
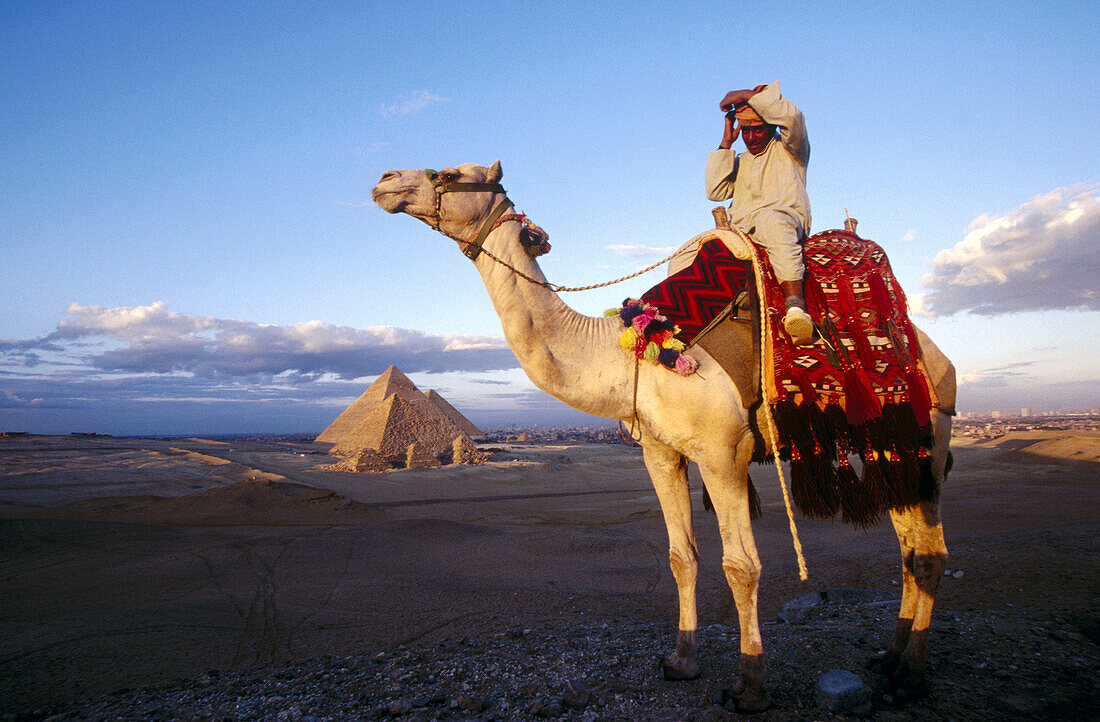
[319,449,392,473]
[405,441,441,469]
[321,436,489,473]
[452,436,488,465]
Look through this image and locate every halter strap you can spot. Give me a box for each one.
[460,197,514,261]
[439,182,506,194]
[422,169,511,261]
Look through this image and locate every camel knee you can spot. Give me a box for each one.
[722,557,761,596]
[669,548,698,586]
[903,549,947,594]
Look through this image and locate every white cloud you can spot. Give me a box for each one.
[907,292,932,318]
[921,184,1100,316]
[353,141,389,156]
[14,303,517,379]
[956,361,1037,387]
[380,90,450,118]
[900,229,916,243]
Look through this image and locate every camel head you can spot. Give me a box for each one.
[371,161,505,246]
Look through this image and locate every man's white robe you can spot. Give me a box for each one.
[705,82,810,282]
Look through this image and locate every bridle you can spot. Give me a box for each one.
[424,169,512,261]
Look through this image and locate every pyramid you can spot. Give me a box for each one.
[318,365,482,461]
[425,389,483,438]
[317,366,426,443]
[330,393,465,457]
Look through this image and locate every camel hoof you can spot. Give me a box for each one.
[718,687,772,713]
[658,655,700,681]
[867,650,901,676]
[881,662,930,703]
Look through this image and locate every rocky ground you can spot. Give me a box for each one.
[2,433,1097,720]
[11,601,1097,721]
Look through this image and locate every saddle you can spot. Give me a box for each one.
[641,233,761,408]
[636,224,939,527]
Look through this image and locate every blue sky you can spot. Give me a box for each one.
[2,1,1098,435]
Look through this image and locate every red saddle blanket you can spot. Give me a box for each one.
[640,238,752,343]
[756,229,938,526]
[636,229,938,528]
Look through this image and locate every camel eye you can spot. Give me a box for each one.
[439,171,460,183]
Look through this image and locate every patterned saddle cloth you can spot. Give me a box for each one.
[637,229,938,527]
[640,238,752,343]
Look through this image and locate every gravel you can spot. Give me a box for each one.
[8,603,1097,721]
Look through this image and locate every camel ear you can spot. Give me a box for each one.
[486,160,502,183]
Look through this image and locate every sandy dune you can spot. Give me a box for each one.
[1,431,1097,716]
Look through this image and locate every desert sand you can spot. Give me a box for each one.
[1,431,1097,719]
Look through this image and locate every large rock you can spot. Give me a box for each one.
[779,588,899,624]
[817,669,871,714]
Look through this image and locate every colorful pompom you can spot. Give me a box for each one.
[611,299,699,376]
[631,313,652,336]
[651,329,674,346]
[619,302,645,325]
[675,355,700,376]
[658,348,680,368]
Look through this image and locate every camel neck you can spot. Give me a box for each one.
[471,222,632,419]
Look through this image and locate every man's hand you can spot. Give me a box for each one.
[720,112,739,150]
[719,86,765,112]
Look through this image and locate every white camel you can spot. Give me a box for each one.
[372,161,953,710]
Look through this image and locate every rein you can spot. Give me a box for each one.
[424,168,687,293]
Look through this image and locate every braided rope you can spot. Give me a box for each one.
[732,224,809,581]
[552,251,687,292]
[476,241,693,293]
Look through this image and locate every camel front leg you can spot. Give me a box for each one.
[642,441,700,681]
[698,436,771,712]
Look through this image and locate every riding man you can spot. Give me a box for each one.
[706,81,814,345]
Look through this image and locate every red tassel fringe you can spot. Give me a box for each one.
[905,366,933,428]
[836,276,860,320]
[789,367,820,407]
[868,271,894,317]
[843,367,882,426]
[850,327,878,370]
[804,274,829,319]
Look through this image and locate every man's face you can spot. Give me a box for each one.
[741,123,775,155]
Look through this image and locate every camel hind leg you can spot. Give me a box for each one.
[641,441,701,681]
[871,407,951,700]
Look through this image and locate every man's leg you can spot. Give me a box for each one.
[754,215,814,346]
[778,279,813,345]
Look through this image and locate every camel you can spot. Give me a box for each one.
[372,161,953,710]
